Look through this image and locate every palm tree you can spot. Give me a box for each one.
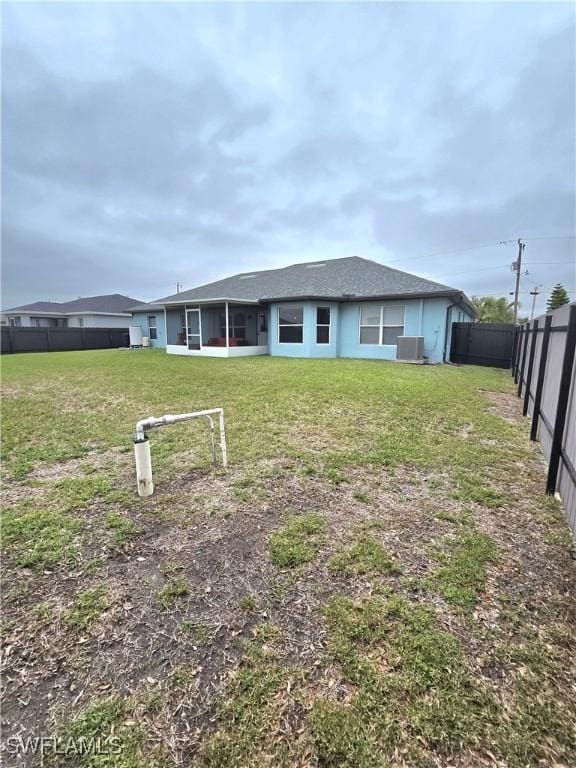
[471,296,517,323]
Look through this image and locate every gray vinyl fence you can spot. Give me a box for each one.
[1,326,130,354]
[511,302,576,535]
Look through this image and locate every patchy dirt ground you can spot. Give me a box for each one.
[2,388,575,767]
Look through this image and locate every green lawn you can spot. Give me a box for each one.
[1,350,575,767]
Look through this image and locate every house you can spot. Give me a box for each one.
[1,294,143,329]
[129,256,476,362]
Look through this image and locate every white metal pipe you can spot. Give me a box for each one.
[134,438,153,497]
[135,408,226,441]
[218,409,227,467]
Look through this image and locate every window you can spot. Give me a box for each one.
[316,306,330,344]
[9,317,21,327]
[77,318,84,328]
[278,305,303,344]
[148,315,158,340]
[220,311,246,339]
[359,305,404,345]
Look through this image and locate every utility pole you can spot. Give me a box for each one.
[529,287,540,321]
[512,238,525,324]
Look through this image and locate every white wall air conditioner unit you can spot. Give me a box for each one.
[397,336,424,362]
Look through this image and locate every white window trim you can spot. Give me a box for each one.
[316,305,331,345]
[278,305,304,344]
[358,305,405,346]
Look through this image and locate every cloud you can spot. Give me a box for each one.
[1,2,574,314]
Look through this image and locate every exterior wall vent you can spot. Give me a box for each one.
[397,336,424,362]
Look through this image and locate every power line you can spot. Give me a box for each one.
[386,241,513,265]
[478,291,537,296]
[387,235,575,267]
[522,235,576,241]
[433,264,510,279]
[432,260,572,280]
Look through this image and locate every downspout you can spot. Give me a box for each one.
[443,294,465,362]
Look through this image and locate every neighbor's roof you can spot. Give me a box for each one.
[147,256,474,311]
[4,294,143,315]
[3,300,64,314]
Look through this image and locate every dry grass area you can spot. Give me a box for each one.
[1,351,575,767]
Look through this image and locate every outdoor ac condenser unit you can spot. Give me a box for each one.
[397,336,424,362]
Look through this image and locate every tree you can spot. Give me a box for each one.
[471,296,517,324]
[546,284,570,311]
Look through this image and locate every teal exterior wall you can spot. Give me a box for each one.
[268,301,339,358]
[130,311,166,348]
[338,297,448,363]
[269,298,454,363]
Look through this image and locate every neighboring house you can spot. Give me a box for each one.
[1,294,143,329]
[130,256,476,363]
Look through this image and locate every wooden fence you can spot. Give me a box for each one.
[1,326,130,354]
[512,302,576,535]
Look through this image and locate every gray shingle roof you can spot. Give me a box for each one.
[152,256,469,306]
[4,294,143,315]
[3,301,64,314]
[60,294,142,313]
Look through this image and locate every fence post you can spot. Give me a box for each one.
[522,318,539,416]
[530,315,552,441]
[81,328,86,350]
[517,323,529,397]
[8,327,15,354]
[45,328,52,352]
[546,304,576,494]
[514,326,523,384]
[511,326,519,375]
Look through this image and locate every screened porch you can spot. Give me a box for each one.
[164,302,269,357]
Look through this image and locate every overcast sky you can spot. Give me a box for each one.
[2,2,575,315]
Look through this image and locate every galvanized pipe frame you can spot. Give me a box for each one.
[133,408,227,497]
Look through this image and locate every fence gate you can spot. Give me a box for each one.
[450,322,516,368]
